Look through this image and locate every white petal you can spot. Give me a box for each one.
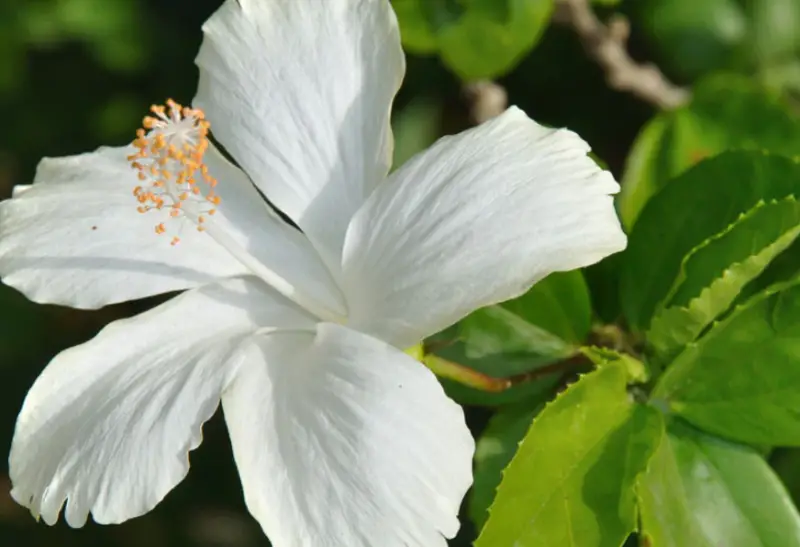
[222,323,474,547]
[194,0,405,269]
[342,107,627,348]
[0,144,343,312]
[9,278,315,527]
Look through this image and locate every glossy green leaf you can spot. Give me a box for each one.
[476,364,663,547]
[618,116,671,229]
[618,76,800,228]
[461,304,576,361]
[501,270,592,344]
[621,151,800,331]
[393,0,554,80]
[470,402,541,530]
[639,419,800,547]
[654,278,800,446]
[648,197,800,357]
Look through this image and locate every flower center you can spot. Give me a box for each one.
[127,99,346,323]
[129,99,221,246]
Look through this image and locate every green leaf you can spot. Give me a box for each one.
[741,236,800,301]
[393,0,555,80]
[639,419,800,547]
[620,150,800,331]
[391,0,439,53]
[647,196,800,357]
[470,402,541,530]
[745,0,800,69]
[654,278,800,446]
[430,272,591,406]
[634,0,747,81]
[618,75,800,228]
[475,363,663,546]
[618,116,671,229]
[501,270,592,344]
[461,306,576,361]
[581,346,649,383]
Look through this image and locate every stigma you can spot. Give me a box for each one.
[129,99,220,245]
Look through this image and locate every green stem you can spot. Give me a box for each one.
[422,353,587,393]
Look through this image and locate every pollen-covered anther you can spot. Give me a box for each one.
[128,98,221,242]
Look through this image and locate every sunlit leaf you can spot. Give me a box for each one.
[476,363,663,546]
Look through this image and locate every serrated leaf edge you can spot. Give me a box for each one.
[580,345,649,384]
[648,196,800,358]
[655,199,771,311]
[653,274,800,400]
[475,364,628,544]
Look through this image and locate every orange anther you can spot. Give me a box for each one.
[129,99,220,245]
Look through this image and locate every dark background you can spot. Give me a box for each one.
[3,0,789,545]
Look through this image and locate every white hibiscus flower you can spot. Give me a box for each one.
[0,0,627,545]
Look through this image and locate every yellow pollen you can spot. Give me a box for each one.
[128,98,220,243]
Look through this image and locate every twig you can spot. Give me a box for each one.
[553,0,690,109]
[422,351,589,393]
[463,80,508,124]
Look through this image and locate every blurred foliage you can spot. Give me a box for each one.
[634,0,800,83]
[5,1,800,547]
[393,0,555,79]
[618,75,800,228]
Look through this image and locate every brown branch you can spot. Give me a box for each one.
[553,0,690,109]
[423,351,589,393]
[503,353,591,389]
[462,80,508,124]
